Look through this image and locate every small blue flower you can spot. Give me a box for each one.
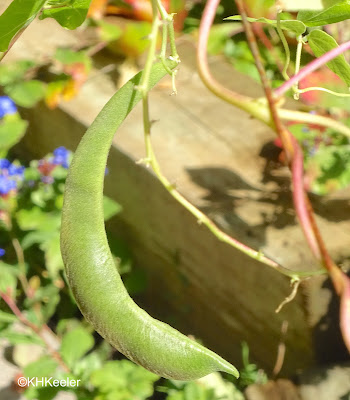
[52,146,70,169]
[53,146,69,158]
[0,175,17,196]
[0,96,17,118]
[8,164,25,178]
[0,248,5,257]
[0,159,11,169]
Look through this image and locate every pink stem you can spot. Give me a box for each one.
[340,273,350,353]
[275,39,350,98]
[290,135,321,260]
[197,0,250,105]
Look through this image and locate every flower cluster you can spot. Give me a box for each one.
[0,96,17,119]
[52,146,70,169]
[38,146,71,183]
[0,159,25,197]
[0,248,5,257]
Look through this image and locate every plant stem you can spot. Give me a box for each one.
[276,11,290,81]
[291,138,321,259]
[234,0,293,160]
[234,0,339,277]
[196,0,350,139]
[292,35,303,98]
[138,0,324,279]
[0,291,69,372]
[275,39,350,98]
[279,109,350,138]
[11,237,30,296]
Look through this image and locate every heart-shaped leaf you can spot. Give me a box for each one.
[40,0,92,30]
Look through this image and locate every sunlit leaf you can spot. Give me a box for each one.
[0,0,46,52]
[97,20,122,42]
[225,15,306,36]
[0,118,27,154]
[40,0,92,29]
[60,327,94,368]
[308,29,350,86]
[0,60,36,86]
[298,1,350,25]
[23,356,58,378]
[5,80,46,108]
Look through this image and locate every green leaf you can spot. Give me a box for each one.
[24,284,61,322]
[112,21,152,57]
[0,0,47,52]
[0,265,17,294]
[16,208,61,232]
[74,352,104,381]
[60,327,94,368]
[0,329,44,345]
[298,1,350,26]
[90,360,158,399]
[40,0,93,30]
[97,20,122,42]
[308,29,350,86]
[103,196,122,221]
[0,60,37,86]
[40,232,64,277]
[225,16,306,36]
[21,231,57,250]
[5,80,46,108]
[207,23,240,55]
[307,144,350,194]
[54,47,91,68]
[0,117,28,153]
[0,310,17,323]
[24,385,60,400]
[23,356,58,379]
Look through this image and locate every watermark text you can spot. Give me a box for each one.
[17,377,81,388]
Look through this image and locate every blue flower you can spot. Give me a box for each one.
[0,248,5,257]
[0,176,17,196]
[53,146,69,158]
[52,146,70,169]
[0,159,11,169]
[0,96,17,118]
[8,164,25,178]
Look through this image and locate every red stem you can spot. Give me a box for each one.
[0,291,69,372]
[290,136,321,259]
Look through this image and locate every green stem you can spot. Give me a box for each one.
[276,11,290,81]
[297,86,350,97]
[138,0,325,280]
[292,35,303,99]
[138,3,160,97]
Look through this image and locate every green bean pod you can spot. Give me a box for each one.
[60,61,239,380]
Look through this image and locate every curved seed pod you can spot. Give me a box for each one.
[61,61,239,380]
